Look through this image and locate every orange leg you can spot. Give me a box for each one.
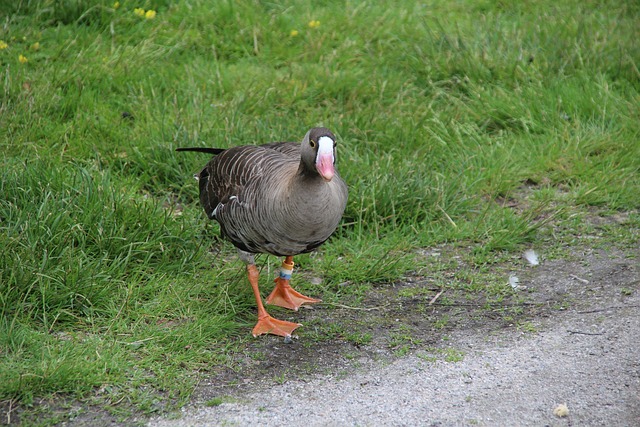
[247,264,301,337]
[266,256,322,311]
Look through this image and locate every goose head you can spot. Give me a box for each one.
[300,127,337,182]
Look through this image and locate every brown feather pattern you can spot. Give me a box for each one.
[182,128,348,257]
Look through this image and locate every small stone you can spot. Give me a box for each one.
[553,403,569,417]
[283,335,293,344]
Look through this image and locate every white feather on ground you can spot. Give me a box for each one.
[524,249,540,266]
[509,275,526,291]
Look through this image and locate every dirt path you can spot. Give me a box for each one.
[149,247,640,426]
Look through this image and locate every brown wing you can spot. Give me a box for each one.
[194,142,299,219]
[261,141,300,157]
[198,146,263,219]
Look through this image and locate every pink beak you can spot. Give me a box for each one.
[316,153,335,181]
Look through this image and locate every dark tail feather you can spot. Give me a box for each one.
[176,147,226,155]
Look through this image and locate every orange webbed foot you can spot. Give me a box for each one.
[252,313,302,338]
[266,277,322,311]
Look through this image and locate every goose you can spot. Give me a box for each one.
[177,127,348,338]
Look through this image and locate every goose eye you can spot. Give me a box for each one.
[309,139,316,148]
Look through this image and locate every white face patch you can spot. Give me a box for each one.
[317,136,334,159]
[315,136,336,181]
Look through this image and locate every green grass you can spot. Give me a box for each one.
[1,0,639,423]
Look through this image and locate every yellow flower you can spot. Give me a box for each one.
[308,20,320,29]
[31,42,40,50]
[0,40,7,49]
[19,54,28,64]
[134,8,145,17]
[290,30,299,37]
[113,1,120,9]
[145,9,156,19]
